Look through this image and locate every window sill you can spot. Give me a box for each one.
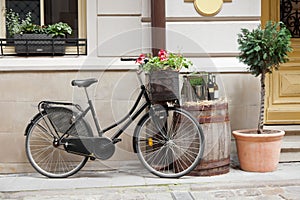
[0,57,139,71]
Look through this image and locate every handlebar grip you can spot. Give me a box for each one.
[120,58,138,62]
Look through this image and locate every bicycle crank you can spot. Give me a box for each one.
[92,137,115,160]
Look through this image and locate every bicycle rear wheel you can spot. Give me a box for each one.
[25,107,92,178]
[134,106,204,178]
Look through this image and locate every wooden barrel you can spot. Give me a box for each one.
[182,100,231,176]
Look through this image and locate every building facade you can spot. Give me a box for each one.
[1,0,297,173]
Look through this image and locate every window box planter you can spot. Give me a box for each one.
[14,34,65,55]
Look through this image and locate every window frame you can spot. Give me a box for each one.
[0,0,87,54]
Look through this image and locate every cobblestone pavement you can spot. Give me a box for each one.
[1,181,300,200]
[0,162,300,200]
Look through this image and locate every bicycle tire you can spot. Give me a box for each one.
[25,107,92,178]
[134,106,204,178]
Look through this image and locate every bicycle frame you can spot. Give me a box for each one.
[41,74,152,144]
[96,83,151,143]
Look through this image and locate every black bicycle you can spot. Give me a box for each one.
[24,71,204,178]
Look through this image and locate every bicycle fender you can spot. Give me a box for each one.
[24,111,46,136]
[132,112,150,153]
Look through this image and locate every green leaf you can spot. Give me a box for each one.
[254,46,261,52]
[263,53,268,60]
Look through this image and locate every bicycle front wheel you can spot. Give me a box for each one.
[25,107,92,178]
[134,107,204,178]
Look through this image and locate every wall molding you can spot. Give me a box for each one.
[184,0,232,2]
[141,16,260,23]
[185,53,239,57]
[97,14,141,17]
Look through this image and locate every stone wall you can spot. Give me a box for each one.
[0,0,262,173]
[0,70,260,173]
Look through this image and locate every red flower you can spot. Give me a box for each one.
[136,54,146,64]
[158,49,166,56]
[139,54,145,59]
[158,49,167,61]
[159,56,167,61]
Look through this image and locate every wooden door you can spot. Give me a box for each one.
[262,0,300,124]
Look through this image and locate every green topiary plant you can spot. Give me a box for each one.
[237,21,292,133]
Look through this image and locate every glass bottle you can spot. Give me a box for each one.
[213,75,219,100]
[181,76,188,104]
[207,73,214,100]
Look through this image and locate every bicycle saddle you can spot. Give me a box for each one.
[71,78,98,88]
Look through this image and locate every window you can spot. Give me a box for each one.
[5,0,41,26]
[44,0,78,38]
[5,0,82,38]
[1,0,87,55]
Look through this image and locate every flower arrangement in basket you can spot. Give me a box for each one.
[136,50,193,103]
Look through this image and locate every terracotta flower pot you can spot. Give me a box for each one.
[232,129,285,172]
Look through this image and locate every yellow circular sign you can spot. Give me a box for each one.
[194,0,223,16]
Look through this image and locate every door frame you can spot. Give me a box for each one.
[262,0,300,124]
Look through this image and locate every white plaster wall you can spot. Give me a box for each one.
[140,0,261,71]
[97,17,142,56]
[166,0,261,17]
[97,0,141,14]
[97,0,143,56]
[95,0,261,62]
[219,73,261,130]
[166,21,259,54]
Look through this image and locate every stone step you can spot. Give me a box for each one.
[280,152,300,162]
[280,131,300,162]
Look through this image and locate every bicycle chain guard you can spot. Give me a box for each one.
[63,137,115,160]
[93,137,115,160]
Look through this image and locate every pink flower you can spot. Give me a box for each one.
[136,54,145,64]
[159,56,167,61]
[158,49,167,57]
[158,49,168,61]
[139,54,145,59]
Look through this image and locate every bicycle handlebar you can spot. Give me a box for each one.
[120,58,137,62]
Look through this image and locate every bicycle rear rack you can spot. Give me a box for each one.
[38,101,83,113]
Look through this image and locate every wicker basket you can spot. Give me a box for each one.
[147,70,179,103]
[14,34,65,54]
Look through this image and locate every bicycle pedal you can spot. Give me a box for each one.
[113,138,122,144]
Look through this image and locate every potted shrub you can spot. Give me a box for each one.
[136,49,193,103]
[233,21,292,172]
[5,9,72,54]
